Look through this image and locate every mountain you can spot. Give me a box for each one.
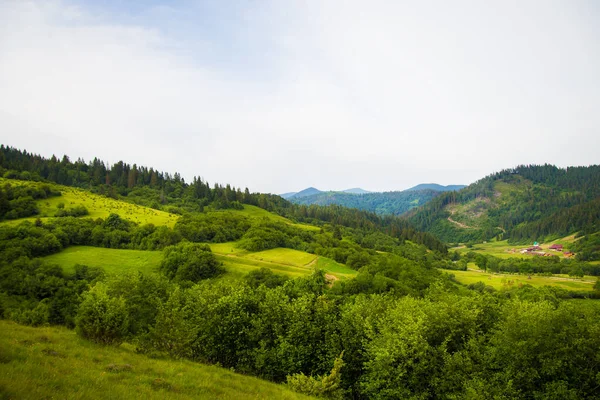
[343,188,371,194]
[287,187,322,198]
[280,192,297,199]
[406,183,466,192]
[408,164,600,244]
[289,189,441,216]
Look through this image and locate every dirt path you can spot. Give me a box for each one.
[447,216,472,229]
[304,257,318,268]
[325,274,339,282]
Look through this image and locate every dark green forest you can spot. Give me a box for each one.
[288,189,441,216]
[409,164,600,245]
[1,146,600,399]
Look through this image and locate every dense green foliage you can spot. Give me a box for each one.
[159,242,224,283]
[289,189,441,216]
[75,282,129,345]
[409,164,600,243]
[0,182,59,220]
[572,232,600,261]
[0,145,447,253]
[2,147,600,399]
[461,251,600,277]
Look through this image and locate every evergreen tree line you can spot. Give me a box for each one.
[409,164,600,243]
[288,189,441,216]
[0,145,446,253]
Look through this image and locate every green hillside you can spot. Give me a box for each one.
[0,177,179,227]
[409,164,600,246]
[0,320,311,400]
[3,147,600,399]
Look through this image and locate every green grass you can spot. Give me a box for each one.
[209,242,357,280]
[43,246,163,275]
[246,248,317,267]
[43,244,357,281]
[452,236,578,260]
[0,320,312,400]
[448,269,595,292]
[219,205,320,231]
[0,178,179,227]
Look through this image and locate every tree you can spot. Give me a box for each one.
[75,282,128,345]
[159,242,223,283]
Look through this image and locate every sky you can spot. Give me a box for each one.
[1,0,599,194]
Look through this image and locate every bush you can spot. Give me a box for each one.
[75,282,129,345]
[159,242,223,283]
[287,353,345,399]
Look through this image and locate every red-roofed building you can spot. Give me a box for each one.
[549,244,563,250]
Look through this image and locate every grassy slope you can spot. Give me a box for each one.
[0,178,179,227]
[41,244,357,281]
[448,268,595,292]
[219,204,320,231]
[452,235,579,260]
[43,246,163,275]
[210,243,357,280]
[0,321,311,400]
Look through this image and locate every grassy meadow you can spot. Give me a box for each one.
[43,246,163,275]
[452,235,578,260]
[209,242,357,280]
[0,320,311,400]
[221,204,321,232]
[42,243,357,281]
[0,178,179,227]
[448,268,596,292]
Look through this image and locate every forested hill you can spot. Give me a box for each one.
[289,189,441,216]
[407,164,600,244]
[0,145,446,253]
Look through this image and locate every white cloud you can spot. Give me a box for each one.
[1,0,598,193]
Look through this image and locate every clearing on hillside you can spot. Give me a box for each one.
[0,320,312,400]
[209,242,357,279]
[448,269,595,292]
[0,178,179,227]
[43,246,162,275]
[43,244,357,281]
[452,236,580,259]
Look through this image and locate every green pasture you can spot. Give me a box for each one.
[43,246,162,275]
[220,204,320,231]
[0,178,179,227]
[209,242,356,279]
[0,321,311,400]
[246,248,317,267]
[448,269,595,292]
[452,236,577,259]
[43,243,357,281]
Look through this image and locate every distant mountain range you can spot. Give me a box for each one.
[281,187,371,200]
[280,184,464,216]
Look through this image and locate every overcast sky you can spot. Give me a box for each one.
[1,1,599,194]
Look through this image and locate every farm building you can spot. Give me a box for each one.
[549,244,563,250]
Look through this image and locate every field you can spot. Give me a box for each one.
[448,268,595,292]
[0,178,179,227]
[42,244,357,281]
[209,242,357,280]
[220,205,320,231]
[43,246,163,275]
[452,236,579,260]
[0,320,311,400]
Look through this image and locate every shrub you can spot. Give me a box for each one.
[287,353,344,399]
[75,282,129,345]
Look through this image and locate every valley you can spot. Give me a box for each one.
[1,146,599,399]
